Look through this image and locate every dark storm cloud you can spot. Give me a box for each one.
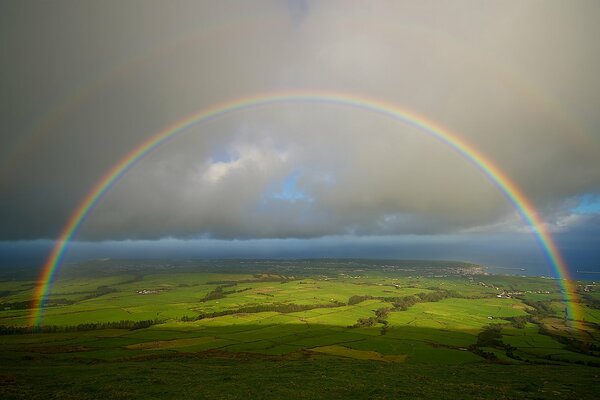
[0,1,599,242]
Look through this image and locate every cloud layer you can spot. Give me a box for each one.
[1,1,599,242]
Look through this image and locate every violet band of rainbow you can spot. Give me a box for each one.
[30,91,581,327]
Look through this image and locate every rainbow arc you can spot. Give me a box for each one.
[30,91,581,327]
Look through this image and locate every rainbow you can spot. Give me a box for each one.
[29,90,582,327]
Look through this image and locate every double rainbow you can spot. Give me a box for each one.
[30,91,581,327]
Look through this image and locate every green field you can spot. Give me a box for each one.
[1,259,599,399]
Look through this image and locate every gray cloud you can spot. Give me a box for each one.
[1,1,599,242]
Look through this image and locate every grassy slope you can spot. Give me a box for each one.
[1,356,599,400]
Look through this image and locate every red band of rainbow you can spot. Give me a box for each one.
[29,91,581,327]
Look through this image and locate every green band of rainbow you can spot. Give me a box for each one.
[30,91,581,327]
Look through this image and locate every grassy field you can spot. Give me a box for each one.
[1,259,599,399]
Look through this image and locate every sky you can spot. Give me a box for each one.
[1,1,599,277]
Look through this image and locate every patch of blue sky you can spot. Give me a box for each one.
[271,170,313,202]
[209,147,233,163]
[571,194,600,214]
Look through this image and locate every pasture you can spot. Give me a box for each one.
[0,259,599,399]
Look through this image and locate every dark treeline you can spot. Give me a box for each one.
[580,293,600,310]
[348,295,371,305]
[352,317,378,328]
[505,315,529,329]
[199,285,232,302]
[348,290,461,311]
[1,286,119,311]
[0,298,75,310]
[206,274,294,286]
[199,284,250,302]
[47,285,119,298]
[192,301,346,321]
[0,319,163,335]
[80,285,119,300]
[376,307,391,335]
[520,299,555,318]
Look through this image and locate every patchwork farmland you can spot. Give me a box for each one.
[1,259,599,399]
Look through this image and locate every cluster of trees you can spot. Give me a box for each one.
[469,346,499,362]
[375,307,390,320]
[352,317,378,328]
[473,324,527,362]
[194,301,345,320]
[392,295,419,311]
[476,324,504,347]
[522,300,555,317]
[351,307,391,332]
[0,318,164,335]
[506,315,529,329]
[391,290,458,311]
[471,324,520,362]
[380,321,390,335]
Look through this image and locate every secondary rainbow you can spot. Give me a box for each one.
[29,90,582,327]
